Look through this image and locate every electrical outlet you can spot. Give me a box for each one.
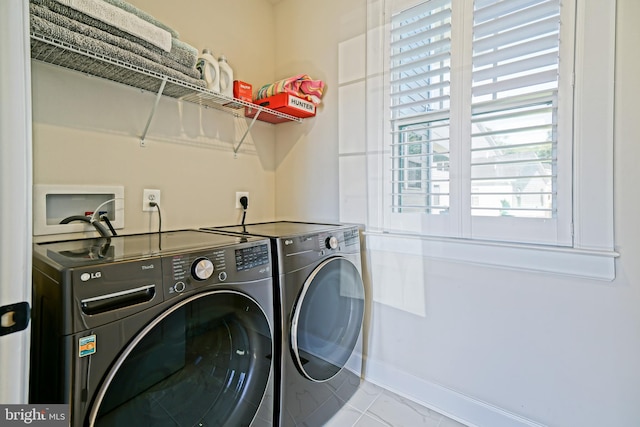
[143,189,161,211]
[235,192,249,209]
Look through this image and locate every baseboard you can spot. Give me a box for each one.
[362,357,547,427]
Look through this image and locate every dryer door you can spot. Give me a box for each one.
[88,290,272,426]
[291,257,365,382]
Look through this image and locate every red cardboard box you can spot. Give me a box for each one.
[234,80,252,102]
[223,80,253,109]
[245,92,316,123]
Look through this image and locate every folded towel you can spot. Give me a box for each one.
[101,0,180,39]
[54,0,172,52]
[30,3,200,79]
[30,13,207,96]
[256,74,325,105]
[171,38,198,69]
[32,0,198,68]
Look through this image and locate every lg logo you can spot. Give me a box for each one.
[80,271,102,282]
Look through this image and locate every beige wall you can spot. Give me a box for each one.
[272,0,367,223]
[128,0,277,89]
[32,0,280,241]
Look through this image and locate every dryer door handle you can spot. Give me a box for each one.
[81,285,156,315]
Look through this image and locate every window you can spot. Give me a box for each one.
[470,0,559,219]
[391,0,452,215]
[388,0,572,245]
[360,0,616,279]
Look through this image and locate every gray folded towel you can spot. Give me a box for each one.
[30,3,201,80]
[54,0,172,52]
[101,0,180,39]
[30,13,207,97]
[31,0,198,68]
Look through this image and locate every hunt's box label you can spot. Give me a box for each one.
[79,334,96,357]
[245,92,316,123]
[287,96,315,114]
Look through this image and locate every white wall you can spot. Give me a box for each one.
[32,0,280,241]
[275,0,640,426]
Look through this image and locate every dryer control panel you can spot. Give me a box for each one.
[282,229,359,255]
[279,226,361,272]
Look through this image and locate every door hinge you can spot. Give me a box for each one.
[0,302,30,337]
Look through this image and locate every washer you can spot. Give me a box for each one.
[30,230,276,427]
[201,222,366,426]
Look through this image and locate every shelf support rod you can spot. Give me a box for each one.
[233,109,261,157]
[140,77,168,147]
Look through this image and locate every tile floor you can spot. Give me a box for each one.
[325,381,468,427]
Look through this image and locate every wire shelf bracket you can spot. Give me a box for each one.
[234,110,261,157]
[140,77,167,147]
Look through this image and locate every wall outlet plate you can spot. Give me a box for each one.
[143,189,161,211]
[235,192,249,209]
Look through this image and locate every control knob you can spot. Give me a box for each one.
[325,236,339,250]
[192,258,214,280]
[174,281,186,293]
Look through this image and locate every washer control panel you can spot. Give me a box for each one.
[162,242,271,299]
[235,244,270,271]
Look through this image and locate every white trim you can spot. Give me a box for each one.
[364,356,547,427]
[365,231,617,281]
[0,0,33,404]
[572,0,616,251]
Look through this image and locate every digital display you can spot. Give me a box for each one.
[343,229,359,246]
[235,244,269,272]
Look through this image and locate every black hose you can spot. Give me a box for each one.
[60,215,111,238]
[100,214,118,236]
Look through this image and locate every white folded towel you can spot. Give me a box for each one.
[54,0,172,52]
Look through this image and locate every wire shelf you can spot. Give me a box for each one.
[30,33,303,124]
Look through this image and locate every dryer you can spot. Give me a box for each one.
[201,222,365,426]
[30,230,276,427]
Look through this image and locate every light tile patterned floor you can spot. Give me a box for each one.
[324,381,468,427]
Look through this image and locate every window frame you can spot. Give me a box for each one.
[366,0,617,280]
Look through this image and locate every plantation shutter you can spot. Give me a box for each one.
[390,0,452,213]
[470,0,560,218]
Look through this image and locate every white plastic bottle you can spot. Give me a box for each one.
[217,55,234,97]
[196,49,220,93]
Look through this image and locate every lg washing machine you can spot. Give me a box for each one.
[201,222,366,426]
[30,230,276,427]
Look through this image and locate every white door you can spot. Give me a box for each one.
[0,0,33,404]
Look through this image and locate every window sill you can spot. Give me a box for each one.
[363,230,618,281]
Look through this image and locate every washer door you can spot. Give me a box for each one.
[291,257,365,382]
[89,290,272,426]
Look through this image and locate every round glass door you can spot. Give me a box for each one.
[291,257,365,382]
[89,290,272,426]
